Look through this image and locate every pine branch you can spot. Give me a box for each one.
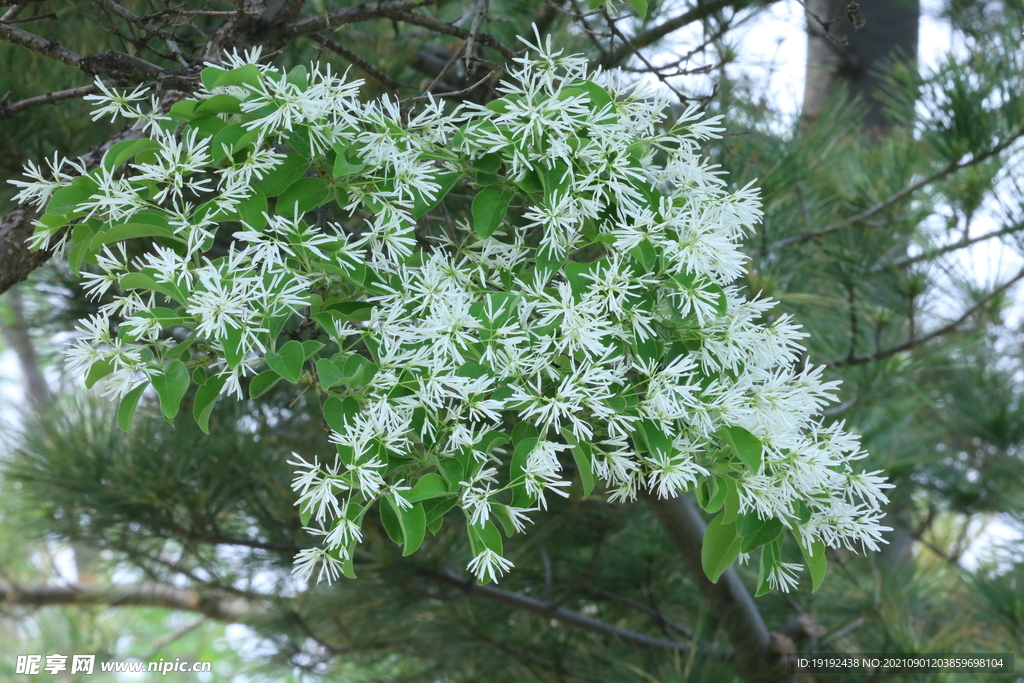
[772,129,1024,249]
[0,581,260,622]
[425,568,731,656]
[830,266,1024,367]
[884,220,1024,271]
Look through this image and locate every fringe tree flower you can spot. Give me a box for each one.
[11,25,892,592]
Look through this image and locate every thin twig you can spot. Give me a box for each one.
[312,34,410,92]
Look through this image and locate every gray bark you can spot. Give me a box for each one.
[802,0,919,130]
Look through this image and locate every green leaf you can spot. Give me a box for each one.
[740,517,783,553]
[102,139,160,172]
[407,473,449,502]
[398,502,427,556]
[473,153,503,174]
[315,358,345,389]
[209,64,261,89]
[638,419,674,457]
[200,66,227,90]
[799,537,828,592]
[277,177,331,215]
[117,383,148,432]
[194,94,242,116]
[193,376,226,434]
[705,475,728,514]
[90,221,176,252]
[323,396,360,432]
[538,160,571,206]
[719,425,763,473]
[424,497,458,530]
[331,145,366,177]
[84,358,115,389]
[265,339,306,383]
[701,514,743,583]
[564,81,616,123]
[340,354,378,387]
[380,497,404,545]
[150,360,189,420]
[186,114,227,139]
[412,171,461,219]
[249,370,283,399]
[586,0,604,8]
[472,186,515,238]
[257,154,309,197]
[46,185,93,215]
[220,326,245,369]
[626,0,647,18]
[210,124,259,163]
[468,519,503,556]
[564,433,596,497]
[490,504,519,537]
[721,476,741,525]
[169,99,198,119]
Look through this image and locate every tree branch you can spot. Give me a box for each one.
[644,492,790,683]
[600,0,775,69]
[0,20,85,68]
[0,84,101,121]
[0,581,259,622]
[772,130,1024,249]
[311,34,410,92]
[883,220,1024,271]
[379,9,517,61]
[830,266,1024,366]
[283,0,442,38]
[424,568,731,655]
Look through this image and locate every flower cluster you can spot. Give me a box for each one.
[11,28,891,590]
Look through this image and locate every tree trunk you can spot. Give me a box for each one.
[802,0,919,130]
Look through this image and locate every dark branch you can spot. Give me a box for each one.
[600,0,775,68]
[773,130,1024,249]
[425,568,730,655]
[830,267,1024,366]
[0,581,259,622]
[0,84,101,121]
[283,0,442,38]
[311,35,410,92]
[380,9,517,61]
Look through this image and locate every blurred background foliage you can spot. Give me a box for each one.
[1,0,1023,680]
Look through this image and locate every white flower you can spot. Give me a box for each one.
[467,548,514,583]
[767,561,802,593]
[83,76,150,122]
